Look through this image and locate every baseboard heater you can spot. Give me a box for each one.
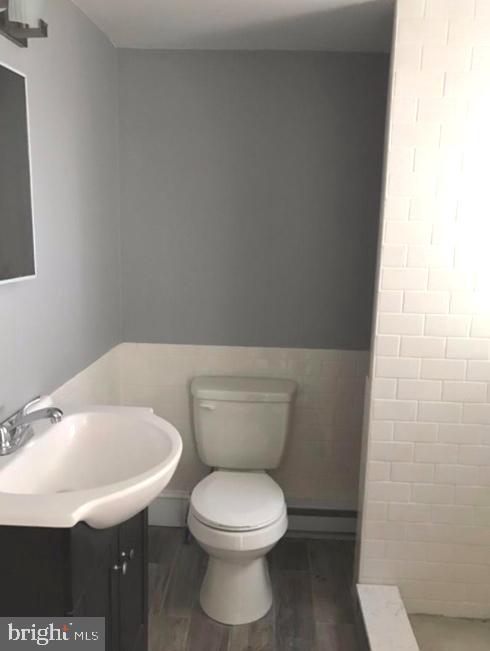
[286,505,357,536]
[149,491,357,535]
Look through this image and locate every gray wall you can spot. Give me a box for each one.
[119,50,388,350]
[0,0,121,416]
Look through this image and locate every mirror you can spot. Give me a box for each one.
[0,62,35,284]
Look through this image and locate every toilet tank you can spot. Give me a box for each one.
[191,376,297,470]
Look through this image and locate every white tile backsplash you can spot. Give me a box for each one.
[358,0,490,619]
[51,348,121,406]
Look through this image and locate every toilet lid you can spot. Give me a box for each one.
[190,471,285,531]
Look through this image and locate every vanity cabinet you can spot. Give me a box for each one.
[0,509,148,651]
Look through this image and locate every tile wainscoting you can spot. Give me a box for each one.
[51,347,121,406]
[52,343,369,515]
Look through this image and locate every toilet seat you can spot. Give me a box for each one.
[188,507,287,554]
[190,471,285,532]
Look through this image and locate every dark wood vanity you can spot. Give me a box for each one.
[0,509,148,651]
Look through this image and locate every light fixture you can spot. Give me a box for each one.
[9,0,46,27]
[0,0,48,47]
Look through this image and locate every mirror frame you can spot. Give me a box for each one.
[0,59,37,286]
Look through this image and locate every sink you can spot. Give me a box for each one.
[0,403,182,529]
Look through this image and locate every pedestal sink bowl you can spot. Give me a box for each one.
[0,403,182,528]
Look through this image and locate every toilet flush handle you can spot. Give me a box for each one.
[200,402,217,411]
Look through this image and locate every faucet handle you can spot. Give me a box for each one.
[21,396,42,416]
[0,425,11,450]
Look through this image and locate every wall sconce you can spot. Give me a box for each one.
[0,0,48,48]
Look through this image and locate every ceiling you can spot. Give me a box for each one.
[71,0,394,52]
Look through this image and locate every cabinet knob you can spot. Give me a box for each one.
[113,560,128,576]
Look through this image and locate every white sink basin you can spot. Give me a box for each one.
[0,404,182,529]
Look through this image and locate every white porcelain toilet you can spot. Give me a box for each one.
[188,376,297,626]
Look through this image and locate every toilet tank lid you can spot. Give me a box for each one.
[191,376,297,403]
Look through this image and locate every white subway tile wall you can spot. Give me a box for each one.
[52,343,369,508]
[358,0,490,618]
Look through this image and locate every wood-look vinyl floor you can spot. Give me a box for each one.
[148,527,361,651]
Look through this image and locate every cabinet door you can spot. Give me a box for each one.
[0,527,66,616]
[70,524,120,651]
[118,510,148,651]
[71,544,119,651]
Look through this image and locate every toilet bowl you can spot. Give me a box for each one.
[188,470,288,625]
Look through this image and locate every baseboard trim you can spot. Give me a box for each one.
[148,490,189,527]
[149,491,358,535]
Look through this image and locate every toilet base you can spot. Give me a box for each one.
[200,555,272,625]
[188,507,288,626]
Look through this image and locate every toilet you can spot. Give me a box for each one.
[188,376,297,625]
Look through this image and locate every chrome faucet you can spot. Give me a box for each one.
[0,397,63,456]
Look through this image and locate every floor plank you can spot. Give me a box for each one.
[228,607,274,651]
[308,540,354,582]
[164,539,206,618]
[186,606,230,651]
[149,614,190,651]
[275,571,315,651]
[308,540,356,625]
[149,526,183,564]
[149,528,183,616]
[149,563,171,616]
[315,622,359,651]
[269,538,309,572]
